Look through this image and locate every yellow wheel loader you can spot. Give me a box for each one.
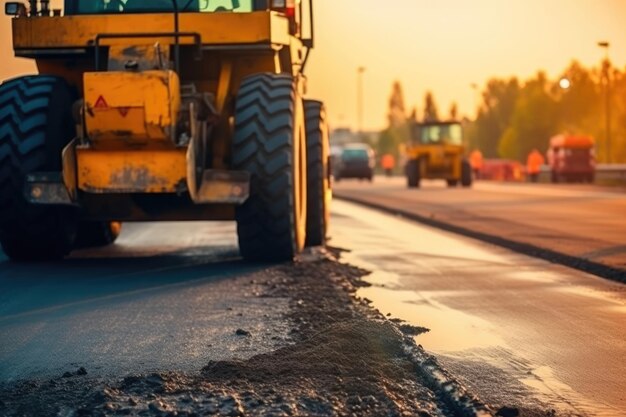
[405,121,472,189]
[0,0,331,262]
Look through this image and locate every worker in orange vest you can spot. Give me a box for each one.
[381,153,396,177]
[469,149,483,180]
[526,149,545,183]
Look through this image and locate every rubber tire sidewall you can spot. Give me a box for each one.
[75,221,122,248]
[0,76,78,261]
[232,73,307,262]
[407,159,420,188]
[461,159,472,187]
[303,100,330,247]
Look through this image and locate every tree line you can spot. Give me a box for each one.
[375,60,626,164]
[468,60,626,163]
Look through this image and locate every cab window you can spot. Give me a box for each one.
[418,124,463,145]
[65,0,255,14]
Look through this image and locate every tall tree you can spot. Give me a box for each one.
[555,61,601,132]
[387,81,407,128]
[376,81,410,157]
[609,65,626,162]
[467,78,520,157]
[377,81,411,160]
[449,102,458,121]
[423,91,439,122]
[498,72,558,160]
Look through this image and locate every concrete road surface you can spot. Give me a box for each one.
[331,199,626,416]
[334,177,626,277]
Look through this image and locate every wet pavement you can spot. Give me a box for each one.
[331,199,626,416]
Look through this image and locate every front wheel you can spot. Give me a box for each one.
[461,160,472,187]
[0,76,78,261]
[233,73,307,262]
[75,222,122,248]
[406,159,420,188]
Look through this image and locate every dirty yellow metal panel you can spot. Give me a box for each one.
[12,12,289,50]
[406,144,465,180]
[83,70,180,142]
[108,44,168,71]
[77,148,187,193]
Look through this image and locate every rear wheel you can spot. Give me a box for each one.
[75,221,122,248]
[303,100,330,247]
[447,179,458,187]
[406,159,420,188]
[461,159,472,187]
[0,76,78,261]
[233,73,307,262]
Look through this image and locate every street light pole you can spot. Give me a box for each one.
[598,41,611,163]
[357,67,366,138]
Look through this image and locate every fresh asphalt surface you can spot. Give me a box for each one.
[0,222,291,382]
[334,176,626,274]
[1,197,625,416]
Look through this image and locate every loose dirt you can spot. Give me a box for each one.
[0,249,491,416]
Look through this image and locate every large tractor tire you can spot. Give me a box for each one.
[0,76,78,261]
[233,73,307,262]
[303,100,330,247]
[406,159,420,188]
[461,159,473,187]
[75,221,122,248]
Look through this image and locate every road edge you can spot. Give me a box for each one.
[335,194,626,284]
[325,247,494,417]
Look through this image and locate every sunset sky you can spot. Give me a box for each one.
[1,0,625,131]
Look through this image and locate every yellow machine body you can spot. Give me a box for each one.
[78,70,185,193]
[83,70,181,143]
[9,7,309,221]
[0,0,333,263]
[76,148,188,193]
[406,144,464,180]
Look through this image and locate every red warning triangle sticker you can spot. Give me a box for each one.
[94,95,108,109]
[118,107,130,117]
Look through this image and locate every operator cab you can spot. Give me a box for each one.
[411,121,463,146]
[63,0,285,14]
